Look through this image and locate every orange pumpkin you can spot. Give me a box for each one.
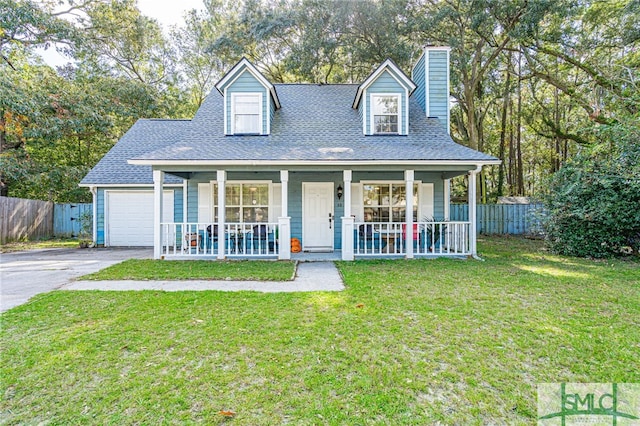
[291,238,301,253]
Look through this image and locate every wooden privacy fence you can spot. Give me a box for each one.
[0,197,54,244]
[450,204,544,235]
[0,197,93,244]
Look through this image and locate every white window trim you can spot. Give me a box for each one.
[359,180,423,221]
[230,92,263,135]
[369,93,402,135]
[203,180,273,222]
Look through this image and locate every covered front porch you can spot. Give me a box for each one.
[150,166,484,261]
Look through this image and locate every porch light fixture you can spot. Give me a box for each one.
[337,185,343,200]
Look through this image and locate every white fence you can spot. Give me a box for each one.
[352,221,470,257]
[161,222,279,258]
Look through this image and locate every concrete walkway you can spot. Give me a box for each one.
[61,262,344,293]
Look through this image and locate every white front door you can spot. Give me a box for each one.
[302,182,334,251]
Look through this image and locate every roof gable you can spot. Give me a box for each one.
[215,58,281,109]
[353,59,417,109]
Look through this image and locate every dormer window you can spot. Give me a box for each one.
[372,94,400,134]
[232,93,262,134]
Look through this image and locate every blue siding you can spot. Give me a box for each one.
[428,50,449,130]
[366,70,408,135]
[187,180,199,222]
[226,71,269,134]
[96,188,105,244]
[412,53,426,113]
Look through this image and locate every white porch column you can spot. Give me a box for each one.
[443,178,451,221]
[343,170,352,217]
[405,170,414,259]
[153,170,164,259]
[278,217,291,260]
[342,170,353,261]
[217,170,226,260]
[183,179,188,224]
[279,170,291,260]
[469,166,481,257]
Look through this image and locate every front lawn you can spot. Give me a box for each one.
[79,259,296,281]
[1,236,638,424]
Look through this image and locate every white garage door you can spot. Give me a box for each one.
[106,191,174,246]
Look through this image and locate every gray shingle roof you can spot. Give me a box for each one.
[80,119,189,185]
[135,84,497,163]
[83,84,498,185]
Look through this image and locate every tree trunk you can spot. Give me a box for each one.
[497,59,512,197]
[516,51,524,196]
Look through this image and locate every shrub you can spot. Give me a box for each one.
[541,121,640,258]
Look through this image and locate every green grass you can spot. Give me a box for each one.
[1,236,638,424]
[0,238,80,253]
[79,259,296,281]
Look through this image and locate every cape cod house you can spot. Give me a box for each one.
[80,47,499,260]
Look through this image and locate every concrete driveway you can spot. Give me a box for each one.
[0,247,152,313]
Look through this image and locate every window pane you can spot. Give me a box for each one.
[363,184,379,206]
[226,184,241,205]
[242,184,268,205]
[226,207,241,222]
[235,114,260,133]
[392,207,405,222]
[373,96,398,114]
[244,207,268,223]
[374,115,398,133]
[256,184,269,205]
[364,207,387,222]
[235,96,259,114]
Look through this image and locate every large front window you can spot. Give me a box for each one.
[225,183,269,222]
[372,95,399,134]
[363,183,417,222]
[233,93,261,134]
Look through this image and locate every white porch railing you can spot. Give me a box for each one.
[352,221,470,257]
[160,222,280,258]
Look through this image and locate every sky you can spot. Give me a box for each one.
[37,0,205,67]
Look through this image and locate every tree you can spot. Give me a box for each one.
[0,0,78,69]
[73,0,176,91]
[0,48,164,201]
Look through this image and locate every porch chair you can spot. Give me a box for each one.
[396,223,425,252]
[200,224,219,252]
[354,224,386,251]
[246,224,275,254]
